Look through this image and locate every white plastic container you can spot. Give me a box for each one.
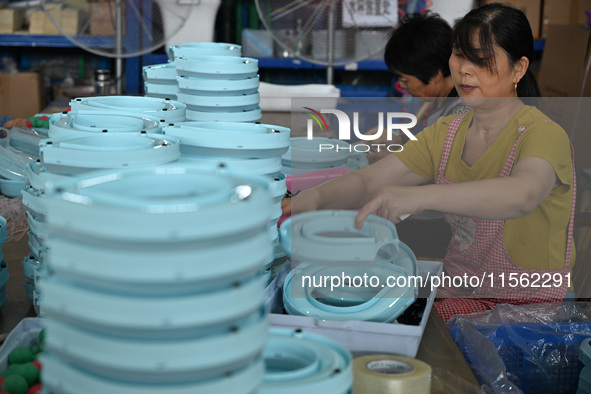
[268,260,442,358]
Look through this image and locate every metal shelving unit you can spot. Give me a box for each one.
[0,33,132,93]
[255,57,388,71]
[0,34,114,48]
[0,33,543,96]
[141,53,389,71]
[137,53,392,96]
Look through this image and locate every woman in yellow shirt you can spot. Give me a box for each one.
[291,3,575,322]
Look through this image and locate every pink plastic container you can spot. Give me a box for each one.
[279,168,354,226]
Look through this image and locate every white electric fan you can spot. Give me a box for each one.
[255,0,422,84]
[41,0,202,94]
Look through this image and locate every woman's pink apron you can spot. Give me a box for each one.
[433,113,576,322]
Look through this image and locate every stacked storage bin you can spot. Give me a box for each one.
[170,43,262,123]
[143,43,242,102]
[163,122,290,284]
[0,216,8,309]
[21,99,184,311]
[37,165,273,393]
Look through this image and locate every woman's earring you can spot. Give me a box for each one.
[514,82,518,94]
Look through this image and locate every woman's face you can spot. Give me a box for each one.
[449,38,526,103]
[396,72,442,101]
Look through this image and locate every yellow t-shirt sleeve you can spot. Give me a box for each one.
[396,115,454,181]
[504,120,575,271]
[516,122,573,193]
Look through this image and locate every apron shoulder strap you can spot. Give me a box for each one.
[437,113,467,176]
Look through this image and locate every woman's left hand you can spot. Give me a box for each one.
[354,186,426,228]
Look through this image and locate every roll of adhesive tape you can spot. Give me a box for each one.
[353,355,431,394]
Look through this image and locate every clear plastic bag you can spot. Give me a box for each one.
[0,318,43,371]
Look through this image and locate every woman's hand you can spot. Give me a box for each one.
[355,185,426,228]
[351,155,558,229]
[289,188,323,216]
[281,197,292,217]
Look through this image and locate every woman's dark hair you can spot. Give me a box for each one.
[384,13,452,84]
[452,2,541,98]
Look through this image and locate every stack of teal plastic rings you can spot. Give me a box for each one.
[22,114,182,314]
[163,121,291,282]
[0,130,30,197]
[69,96,187,124]
[39,133,181,175]
[37,165,274,393]
[144,43,250,120]
[48,112,164,139]
[162,122,290,159]
[282,137,368,176]
[143,62,179,100]
[168,42,242,60]
[279,210,417,323]
[167,43,262,122]
[260,328,353,393]
[4,125,46,155]
[0,216,8,309]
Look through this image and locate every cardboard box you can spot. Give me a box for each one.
[537,96,591,199]
[89,1,125,36]
[542,0,591,37]
[483,0,542,38]
[0,72,46,119]
[29,6,84,36]
[0,9,25,34]
[537,24,591,97]
[29,5,61,35]
[537,25,591,189]
[59,8,85,36]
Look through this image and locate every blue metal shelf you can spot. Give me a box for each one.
[140,54,389,71]
[254,41,544,69]
[255,57,388,71]
[534,40,545,51]
[0,34,115,49]
[132,39,546,95]
[142,53,168,66]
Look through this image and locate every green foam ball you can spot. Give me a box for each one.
[29,347,41,356]
[7,347,34,365]
[1,375,29,394]
[13,364,38,386]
